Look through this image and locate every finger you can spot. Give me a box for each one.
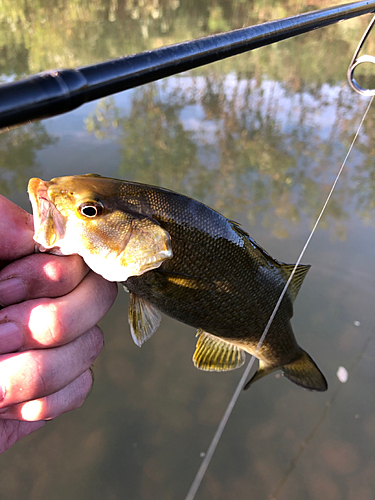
[0,272,117,353]
[0,196,34,266]
[0,369,93,421]
[0,420,45,455]
[0,326,103,409]
[0,253,89,307]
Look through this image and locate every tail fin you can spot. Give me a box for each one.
[244,349,327,392]
[243,361,278,390]
[282,349,327,391]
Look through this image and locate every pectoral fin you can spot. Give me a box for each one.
[128,292,161,347]
[193,330,246,371]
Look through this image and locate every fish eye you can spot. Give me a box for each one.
[79,201,104,218]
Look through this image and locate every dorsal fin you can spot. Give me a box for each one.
[279,263,311,302]
[193,330,246,371]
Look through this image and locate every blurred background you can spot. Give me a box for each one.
[1,1,375,499]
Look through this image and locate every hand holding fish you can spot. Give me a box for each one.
[0,195,118,454]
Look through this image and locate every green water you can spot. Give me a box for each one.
[1,1,375,499]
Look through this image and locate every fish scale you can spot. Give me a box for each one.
[28,174,327,392]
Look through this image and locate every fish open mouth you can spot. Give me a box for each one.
[28,178,67,253]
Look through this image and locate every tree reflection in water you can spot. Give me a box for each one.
[85,75,374,241]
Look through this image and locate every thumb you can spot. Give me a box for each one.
[0,195,35,264]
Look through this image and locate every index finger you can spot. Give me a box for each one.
[0,196,34,265]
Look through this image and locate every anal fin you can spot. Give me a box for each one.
[128,292,161,347]
[193,330,246,372]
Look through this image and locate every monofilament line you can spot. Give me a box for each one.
[184,95,374,500]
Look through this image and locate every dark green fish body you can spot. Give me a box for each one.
[124,193,295,356]
[28,175,327,391]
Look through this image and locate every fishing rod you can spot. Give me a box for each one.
[1,0,375,131]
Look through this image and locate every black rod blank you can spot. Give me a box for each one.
[1,0,375,131]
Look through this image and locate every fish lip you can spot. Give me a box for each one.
[28,178,66,252]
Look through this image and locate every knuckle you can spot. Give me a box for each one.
[19,400,46,421]
[33,354,50,395]
[40,254,86,290]
[84,326,104,364]
[40,258,67,287]
[89,272,118,307]
[7,351,52,400]
[73,370,94,410]
[28,300,65,346]
[46,370,94,419]
[3,253,87,301]
[0,420,21,452]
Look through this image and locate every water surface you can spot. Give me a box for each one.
[1,2,375,499]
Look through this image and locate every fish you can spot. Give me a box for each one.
[28,174,327,392]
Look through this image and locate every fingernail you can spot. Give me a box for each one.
[0,278,26,306]
[0,322,23,354]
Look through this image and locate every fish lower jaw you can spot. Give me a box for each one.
[80,251,165,283]
[33,240,65,256]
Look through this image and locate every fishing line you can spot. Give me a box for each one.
[184,94,374,500]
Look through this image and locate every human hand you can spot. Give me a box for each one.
[0,195,118,454]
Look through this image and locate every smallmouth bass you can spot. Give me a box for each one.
[28,174,327,392]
